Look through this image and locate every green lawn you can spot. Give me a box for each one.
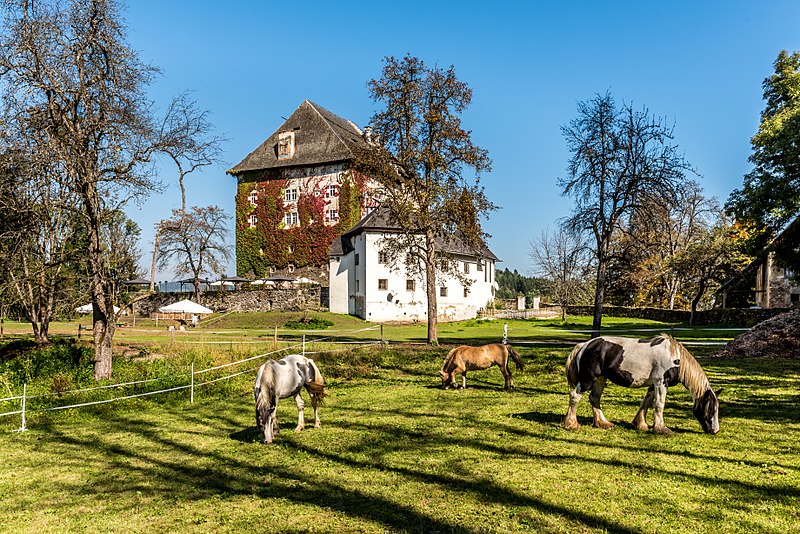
[1,340,798,533]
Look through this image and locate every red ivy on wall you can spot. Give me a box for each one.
[236,175,341,277]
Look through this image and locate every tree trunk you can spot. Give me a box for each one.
[689,279,706,326]
[81,181,117,380]
[425,230,438,344]
[591,260,607,338]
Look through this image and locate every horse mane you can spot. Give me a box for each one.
[255,361,276,418]
[305,358,326,405]
[565,341,584,389]
[664,334,710,401]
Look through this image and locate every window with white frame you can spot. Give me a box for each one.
[248,213,257,228]
[326,184,338,198]
[378,251,389,264]
[327,209,338,222]
[284,211,298,226]
[440,286,448,297]
[248,190,258,206]
[284,188,297,202]
[406,279,415,291]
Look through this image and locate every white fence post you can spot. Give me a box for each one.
[19,383,26,432]
[302,334,306,357]
[190,362,194,404]
[503,323,508,345]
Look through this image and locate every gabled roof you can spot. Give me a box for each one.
[228,100,368,175]
[330,205,499,261]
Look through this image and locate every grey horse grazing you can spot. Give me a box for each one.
[254,354,325,444]
[563,334,721,435]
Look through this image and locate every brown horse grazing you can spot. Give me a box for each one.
[439,343,524,391]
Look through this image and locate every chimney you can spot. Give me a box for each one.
[363,126,374,144]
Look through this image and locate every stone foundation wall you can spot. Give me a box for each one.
[564,305,787,327]
[137,287,322,316]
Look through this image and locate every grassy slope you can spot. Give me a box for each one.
[1,342,799,533]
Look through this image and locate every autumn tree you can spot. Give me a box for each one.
[529,226,593,320]
[0,0,209,379]
[356,55,494,344]
[157,206,231,301]
[560,92,691,335]
[727,50,800,271]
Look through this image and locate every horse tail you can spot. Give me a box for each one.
[565,342,584,389]
[506,345,524,372]
[305,358,326,405]
[254,362,276,424]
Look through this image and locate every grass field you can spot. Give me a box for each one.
[1,319,799,533]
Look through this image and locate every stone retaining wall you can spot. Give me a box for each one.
[564,305,787,327]
[136,287,322,316]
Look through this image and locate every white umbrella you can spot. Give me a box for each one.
[76,304,122,314]
[158,299,213,315]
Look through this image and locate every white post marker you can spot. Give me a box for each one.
[503,323,508,345]
[190,362,194,404]
[302,334,306,357]
[19,383,26,432]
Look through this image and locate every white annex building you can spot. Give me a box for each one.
[329,206,499,322]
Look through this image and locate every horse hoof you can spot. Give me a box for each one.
[294,426,304,433]
[594,421,614,430]
[563,421,581,431]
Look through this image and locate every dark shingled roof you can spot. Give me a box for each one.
[228,100,368,175]
[329,205,499,261]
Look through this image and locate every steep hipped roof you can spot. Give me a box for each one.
[228,100,368,175]
[329,205,499,261]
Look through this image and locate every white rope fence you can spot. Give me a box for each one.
[0,325,385,432]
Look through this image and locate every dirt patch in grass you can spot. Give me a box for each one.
[714,309,800,359]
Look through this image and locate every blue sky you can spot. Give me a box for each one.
[122,1,800,281]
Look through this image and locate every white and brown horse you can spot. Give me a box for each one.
[439,343,524,391]
[563,334,721,434]
[254,354,325,444]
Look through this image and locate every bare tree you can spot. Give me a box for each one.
[0,147,81,342]
[157,206,231,301]
[560,92,691,335]
[356,55,494,344]
[0,0,206,378]
[160,92,227,212]
[530,227,592,321]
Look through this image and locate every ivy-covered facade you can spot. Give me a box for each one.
[228,100,378,280]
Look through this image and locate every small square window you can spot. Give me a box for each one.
[277,131,296,159]
[327,209,338,222]
[464,262,470,274]
[464,287,470,298]
[378,279,388,290]
[406,279,415,291]
[379,251,389,264]
[284,188,297,202]
[440,286,448,297]
[477,262,483,272]
[248,190,258,206]
[284,211,298,227]
[248,213,258,228]
[326,184,338,198]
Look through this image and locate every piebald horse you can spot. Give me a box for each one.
[254,354,325,444]
[439,343,524,391]
[563,334,721,434]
